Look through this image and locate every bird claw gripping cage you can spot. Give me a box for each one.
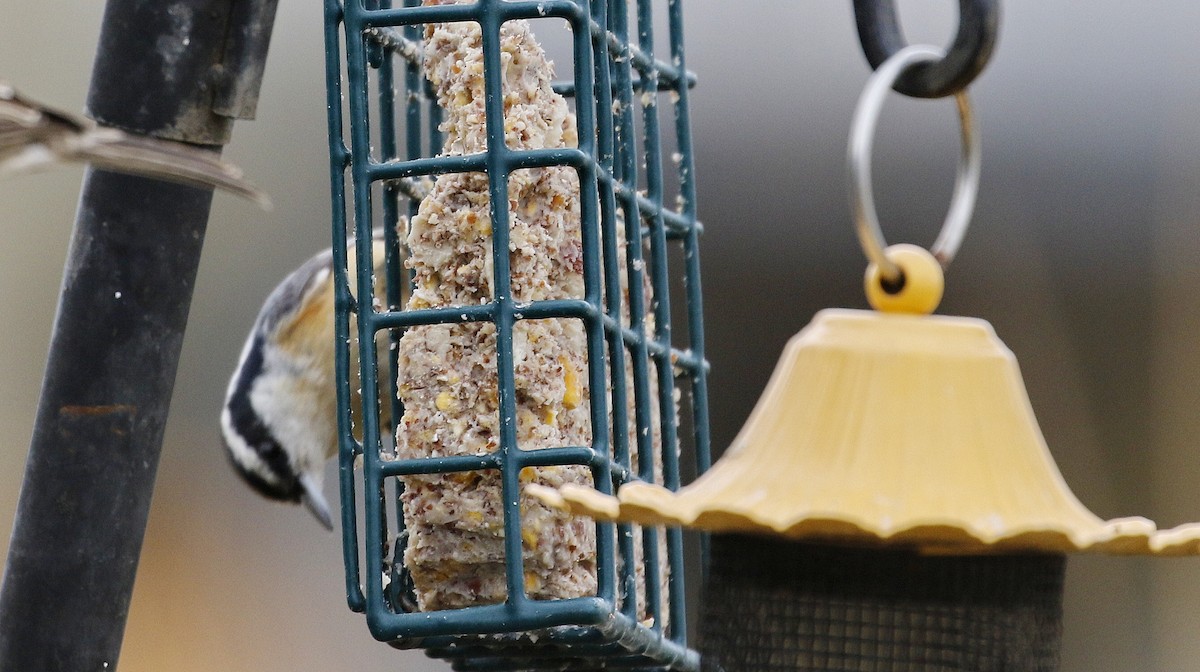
[321,0,710,669]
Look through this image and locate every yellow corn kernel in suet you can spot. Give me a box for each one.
[561,356,581,409]
[524,571,541,591]
[522,527,538,548]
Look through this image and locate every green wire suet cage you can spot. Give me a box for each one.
[322,0,710,669]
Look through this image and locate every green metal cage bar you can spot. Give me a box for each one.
[322,0,710,668]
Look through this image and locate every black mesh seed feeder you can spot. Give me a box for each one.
[533,3,1200,671]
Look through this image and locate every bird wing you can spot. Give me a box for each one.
[0,81,270,209]
[73,133,272,209]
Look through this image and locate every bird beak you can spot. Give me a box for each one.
[299,473,335,531]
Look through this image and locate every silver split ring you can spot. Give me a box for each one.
[847,44,981,281]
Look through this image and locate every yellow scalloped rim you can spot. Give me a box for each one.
[528,309,1200,557]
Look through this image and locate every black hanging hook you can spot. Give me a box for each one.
[853,0,999,99]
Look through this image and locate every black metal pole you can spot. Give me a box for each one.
[0,1,277,670]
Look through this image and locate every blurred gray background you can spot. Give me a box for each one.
[3,2,1200,670]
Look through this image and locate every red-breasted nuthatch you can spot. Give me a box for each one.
[0,80,270,207]
[221,237,391,529]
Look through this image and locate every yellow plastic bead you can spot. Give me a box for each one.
[864,244,944,315]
